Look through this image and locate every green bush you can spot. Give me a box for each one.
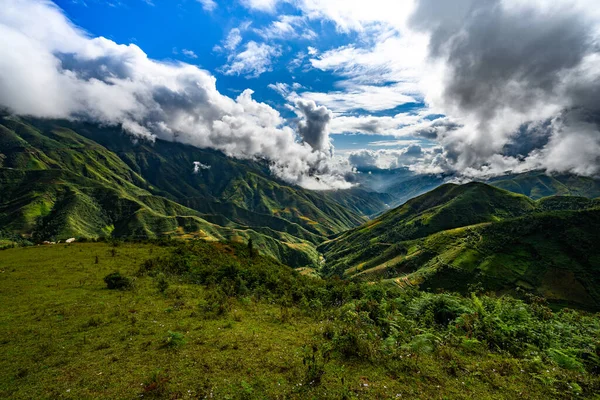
[103,272,132,290]
[161,331,185,349]
[155,273,169,294]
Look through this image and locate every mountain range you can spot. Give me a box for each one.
[319,183,600,309]
[0,115,391,266]
[1,115,600,309]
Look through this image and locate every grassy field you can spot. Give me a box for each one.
[1,242,599,399]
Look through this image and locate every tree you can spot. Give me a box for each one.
[247,238,254,257]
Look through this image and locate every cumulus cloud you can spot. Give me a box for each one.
[408,0,600,176]
[295,99,333,153]
[219,41,281,78]
[261,0,600,178]
[348,145,443,171]
[0,0,352,190]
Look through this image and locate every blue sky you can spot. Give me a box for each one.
[2,0,599,187]
[53,0,435,155]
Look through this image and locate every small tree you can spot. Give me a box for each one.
[247,238,254,256]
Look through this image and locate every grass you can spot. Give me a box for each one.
[1,242,600,399]
[2,115,395,269]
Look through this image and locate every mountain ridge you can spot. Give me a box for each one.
[0,115,390,266]
[319,182,600,309]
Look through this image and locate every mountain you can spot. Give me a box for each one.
[319,182,600,309]
[0,115,389,267]
[353,168,600,209]
[488,171,600,199]
[353,167,447,209]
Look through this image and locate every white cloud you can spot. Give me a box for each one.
[368,139,421,147]
[197,0,217,12]
[193,161,211,173]
[291,0,415,33]
[181,49,198,59]
[299,84,417,113]
[224,28,243,51]
[255,15,316,40]
[241,0,279,13]
[348,145,441,171]
[219,41,281,78]
[261,0,600,178]
[0,0,352,190]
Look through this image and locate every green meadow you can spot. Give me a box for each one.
[1,241,599,399]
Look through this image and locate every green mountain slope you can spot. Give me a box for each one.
[0,116,387,267]
[320,183,536,273]
[320,183,600,309]
[488,171,600,199]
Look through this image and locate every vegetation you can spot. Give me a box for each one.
[0,115,391,267]
[103,272,133,290]
[1,241,599,399]
[3,114,600,398]
[489,171,600,200]
[320,183,600,309]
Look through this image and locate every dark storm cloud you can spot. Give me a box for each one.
[410,0,594,120]
[408,0,600,176]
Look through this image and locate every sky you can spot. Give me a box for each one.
[1,0,600,189]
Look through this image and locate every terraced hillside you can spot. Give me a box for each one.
[319,183,600,309]
[0,115,389,266]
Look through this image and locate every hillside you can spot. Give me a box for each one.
[0,115,388,267]
[319,183,600,309]
[1,241,598,399]
[489,171,600,199]
[353,169,600,208]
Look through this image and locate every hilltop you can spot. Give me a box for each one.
[319,182,600,310]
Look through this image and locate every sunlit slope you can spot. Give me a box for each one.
[320,182,600,309]
[320,183,536,273]
[489,171,600,199]
[0,116,386,266]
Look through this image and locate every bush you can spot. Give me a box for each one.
[103,272,132,290]
[162,331,185,349]
[155,273,169,294]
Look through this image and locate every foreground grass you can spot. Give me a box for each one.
[1,242,598,399]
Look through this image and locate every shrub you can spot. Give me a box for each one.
[547,348,584,372]
[103,272,132,290]
[162,331,185,349]
[155,273,169,294]
[302,343,332,385]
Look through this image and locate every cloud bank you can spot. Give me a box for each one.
[257,0,600,178]
[0,0,351,190]
[409,0,600,177]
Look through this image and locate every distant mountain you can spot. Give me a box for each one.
[319,182,600,309]
[488,171,600,199]
[0,115,390,267]
[353,167,447,209]
[353,167,600,209]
